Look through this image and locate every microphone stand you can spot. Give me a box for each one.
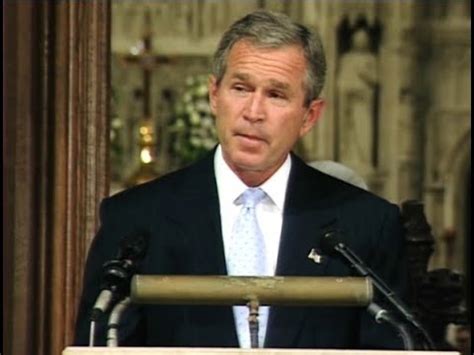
[88,233,149,346]
[325,233,436,350]
[88,260,133,346]
[89,321,96,347]
[367,302,416,350]
[247,299,260,349]
[107,297,132,347]
[89,289,114,346]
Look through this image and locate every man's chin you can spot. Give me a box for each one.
[227,154,266,173]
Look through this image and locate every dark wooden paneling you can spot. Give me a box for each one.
[3,1,110,355]
[4,3,41,354]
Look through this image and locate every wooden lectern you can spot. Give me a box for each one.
[63,347,460,355]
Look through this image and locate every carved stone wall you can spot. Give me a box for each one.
[420,8,471,272]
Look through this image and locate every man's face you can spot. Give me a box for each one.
[209,40,324,184]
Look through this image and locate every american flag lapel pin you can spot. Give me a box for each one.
[308,248,323,264]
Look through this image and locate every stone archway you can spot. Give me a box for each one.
[441,131,471,273]
[465,166,471,317]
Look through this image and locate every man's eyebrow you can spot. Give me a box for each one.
[268,79,290,92]
[230,72,250,81]
[230,73,291,92]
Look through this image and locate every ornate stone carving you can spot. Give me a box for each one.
[402,200,469,351]
[337,28,378,173]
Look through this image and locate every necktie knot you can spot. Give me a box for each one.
[238,188,266,208]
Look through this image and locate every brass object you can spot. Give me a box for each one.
[130,275,373,306]
[124,120,160,187]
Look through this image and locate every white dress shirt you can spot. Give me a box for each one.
[214,145,291,346]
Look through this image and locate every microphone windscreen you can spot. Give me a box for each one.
[117,233,149,261]
[320,230,340,255]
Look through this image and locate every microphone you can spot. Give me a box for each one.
[320,229,435,350]
[107,297,132,347]
[367,302,415,350]
[89,232,149,346]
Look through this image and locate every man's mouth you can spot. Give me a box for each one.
[235,133,265,143]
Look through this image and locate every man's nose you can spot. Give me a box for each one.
[243,93,265,122]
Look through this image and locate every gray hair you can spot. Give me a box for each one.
[212,10,326,106]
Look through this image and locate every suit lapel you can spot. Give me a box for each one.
[265,155,339,348]
[176,153,227,275]
[186,193,227,275]
[175,153,238,346]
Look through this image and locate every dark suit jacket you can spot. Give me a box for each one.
[74,151,407,349]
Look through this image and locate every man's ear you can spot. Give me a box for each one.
[299,99,325,137]
[208,75,219,115]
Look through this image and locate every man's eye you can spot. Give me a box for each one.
[231,85,250,95]
[269,91,285,99]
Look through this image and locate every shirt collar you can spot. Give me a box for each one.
[214,145,291,211]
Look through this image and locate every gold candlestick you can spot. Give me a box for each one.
[124,120,160,188]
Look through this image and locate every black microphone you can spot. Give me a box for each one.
[367,302,415,350]
[89,233,149,346]
[320,229,435,350]
[92,233,149,317]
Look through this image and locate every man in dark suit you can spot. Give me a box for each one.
[74,10,407,349]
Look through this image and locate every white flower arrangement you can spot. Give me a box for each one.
[170,74,218,165]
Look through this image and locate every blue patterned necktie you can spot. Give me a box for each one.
[227,187,269,348]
